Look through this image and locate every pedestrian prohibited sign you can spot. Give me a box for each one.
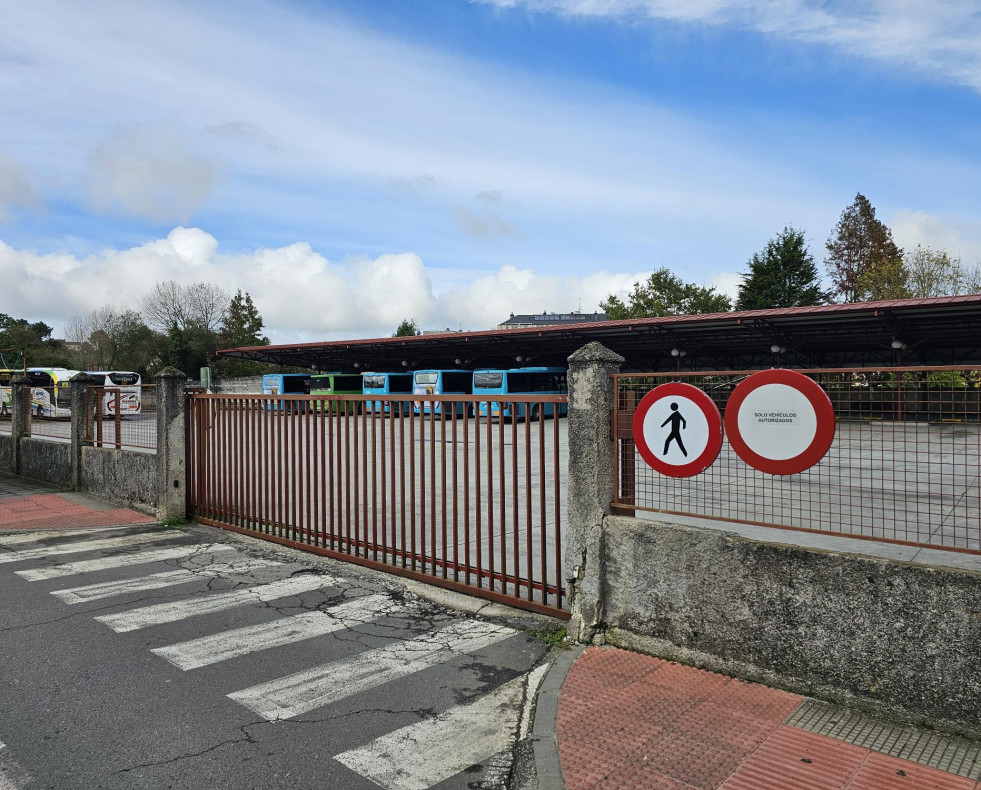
[724,368,835,475]
[632,382,723,477]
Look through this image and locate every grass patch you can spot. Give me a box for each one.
[533,625,567,648]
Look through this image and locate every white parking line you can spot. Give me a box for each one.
[0,531,184,564]
[16,543,235,582]
[152,593,410,670]
[334,675,525,790]
[228,619,516,721]
[95,573,338,632]
[51,556,280,603]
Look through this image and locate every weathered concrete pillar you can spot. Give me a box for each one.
[10,375,30,474]
[565,341,624,644]
[69,373,90,490]
[155,367,187,522]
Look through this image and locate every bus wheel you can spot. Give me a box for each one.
[530,405,540,422]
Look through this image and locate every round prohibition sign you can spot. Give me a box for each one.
[633,382,723,477]
[724,368,835,475]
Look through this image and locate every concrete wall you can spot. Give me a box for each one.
[599,516,981,738]
[17,438,72,488]
[80,447,156,514]
[213,375,264,394]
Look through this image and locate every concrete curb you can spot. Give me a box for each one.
[532,645,584,790]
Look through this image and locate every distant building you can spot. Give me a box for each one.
[497,311,608,330]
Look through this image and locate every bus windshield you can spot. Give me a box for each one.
[473,372,504,389]
[414,373,438,385]
[108,372,139,386]
[363,375,386,389]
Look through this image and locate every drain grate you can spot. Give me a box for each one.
[787,699,981,780]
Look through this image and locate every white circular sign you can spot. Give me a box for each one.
[641,395,711,467]
[735,383,817,461]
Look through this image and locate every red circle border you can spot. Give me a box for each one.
[632,382,723,477]
[724,369,836,475]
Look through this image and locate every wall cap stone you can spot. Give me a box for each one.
[567,341,625,367]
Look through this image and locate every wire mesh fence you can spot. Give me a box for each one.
[84,385,157,452]
[614,366,981,553]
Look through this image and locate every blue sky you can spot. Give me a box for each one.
[1,0,979,341]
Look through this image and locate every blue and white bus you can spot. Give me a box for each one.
[85,371,142,418]
[472,367,568,420]
[363,372,414,416]
[262,373,312,414]
[413,369,473,417]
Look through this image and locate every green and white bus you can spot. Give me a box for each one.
[310,373,363,414]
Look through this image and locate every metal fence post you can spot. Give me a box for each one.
[10,375,30,474]
[156,367,187,523]
[70,374,89,490]
[565,341,624,644]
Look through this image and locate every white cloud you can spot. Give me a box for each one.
[88,124,217,222]
[476,0,981,92]
[891,210,981,264]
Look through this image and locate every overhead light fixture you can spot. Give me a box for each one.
[515,355,523,363]
[454,358,462,366]
[670,348,687,358]
[770,344,787,354]
[401,360,409,367]
[891,339,907,350]
[353,362,360,369]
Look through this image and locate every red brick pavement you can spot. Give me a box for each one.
[0,493,154,531]
[558,647,979,790]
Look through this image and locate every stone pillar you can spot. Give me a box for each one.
[565,342,624,644]
[155,367,187,522]
[69,373,89,490]
[10,375,30,474]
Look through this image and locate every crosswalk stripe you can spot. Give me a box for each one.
[15,543,236,582]
[0,526,122,546]
[94,573,339,633]
[0,531,184,564]
[228,619,516,721]
[152,593,412,670]
[50,556,280,604]
[334,675,525,790]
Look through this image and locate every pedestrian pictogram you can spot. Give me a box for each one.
[633,382,723,477]
[724,368,835,475]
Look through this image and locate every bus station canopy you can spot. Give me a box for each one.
[217,294,981,373]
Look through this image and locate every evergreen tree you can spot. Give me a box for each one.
[600,267,731,319]
[825,193,904,303]
[393,318,422,337]
[217,290,270,377]
[167,321,191,372]
[736,227,827,310]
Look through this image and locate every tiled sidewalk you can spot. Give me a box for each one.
[558,647,980,789]
[0,475,154,531]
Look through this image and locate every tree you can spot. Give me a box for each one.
[903,246,967,298]
[393,318,422,337]
[825,193,903,303]
[600,268,731,319]
[217,290,270,377]
[736,227,828,310]
[65,307,162,374]
[140,280,229,332]
[0,314,69,368]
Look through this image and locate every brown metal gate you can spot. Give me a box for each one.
[186,393,569,617]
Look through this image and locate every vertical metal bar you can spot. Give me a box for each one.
[320,399,327,547]
[371,399,378,562]
[304,397,313,544]
[113,391,122,450]
[538,403,547,605]
[400,402,407,568]
[96,392,104,448]
[451,403,459,582]
[379,398,388,564]
[409,403,416,570]
[420,404,428,573]
[345,398,352,554]
[236,398,244,528]
[429,400,437,577]
[463,401,470,585]
[512,406,519,600]
[474,399,482,588]
[525,409,533,600]
[360,399,368,557]
[486,398,494,592]
[553,404,563,609]
[498,404,506,594]
[440,400,448,579]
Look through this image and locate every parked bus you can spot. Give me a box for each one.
[262,373,312,414]
[472,367,568,420]
[362,372,414,416]
[413,369,473,417]
[0,369,11,417]
[26,368,83,419]
[309,373,363,414]
[85,371,142,418]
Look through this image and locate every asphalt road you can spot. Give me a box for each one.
[0,523,551,790]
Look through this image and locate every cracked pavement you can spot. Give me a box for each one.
[0,523,554,790]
